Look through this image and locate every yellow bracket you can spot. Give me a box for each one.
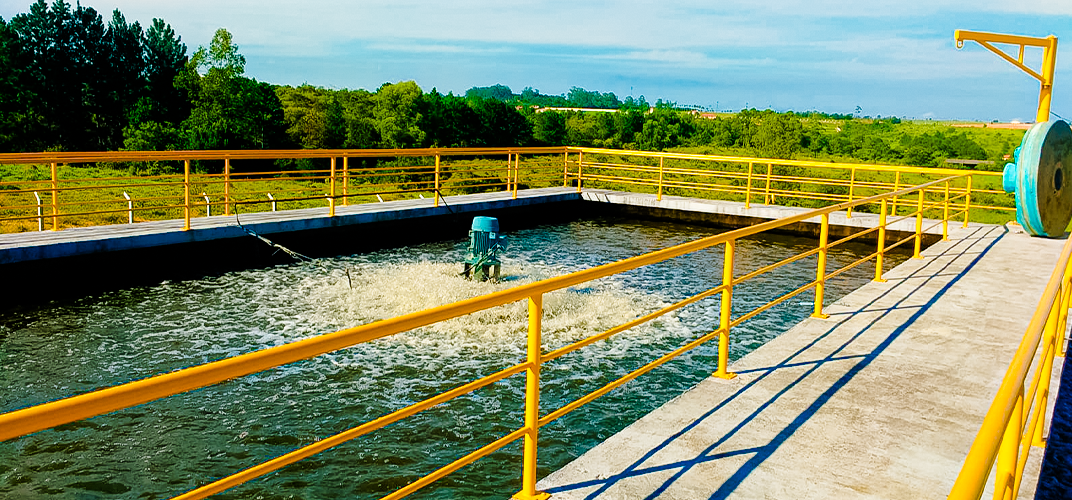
[954,29,1058,123]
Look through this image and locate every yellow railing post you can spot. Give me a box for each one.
[713,240,738,380]
[913,188,924,259]
[562,152,569,188]
[943,180,951,240]
[514,294,550,500]
[964,175,973,228]
[764,163,773,204]
[1038,35,1058,123]
[49,161,58,231]
[329,157,336,217]
[812,213,831,319]
[577,152,584,192]
[657,156,664,201]
[342,156,349,206]
[224,158,231,216]
[513,153,520,199]
[744,162,754,208]
[1033,302,1059,447]
[995,387,1024,500]
[846,167,856,218]
[892,171,901,216]
[434,154,441,208]
[183,159,191,231]
[875,198,889,283]
[1059,259,1072,356]
[506,153,513,194]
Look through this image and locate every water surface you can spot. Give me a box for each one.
[0,217,906,499]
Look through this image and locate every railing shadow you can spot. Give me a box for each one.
[542,224,1007,499]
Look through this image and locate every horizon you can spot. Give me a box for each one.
[0,0,1069,123]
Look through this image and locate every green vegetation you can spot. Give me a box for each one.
[0,0,1027,173]
[0,1,1026,234]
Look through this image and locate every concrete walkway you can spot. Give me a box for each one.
[0,187,579,264]
[538,223,1064,499]
[0,187,955,265]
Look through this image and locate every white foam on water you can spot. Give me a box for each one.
[301,261,685,357]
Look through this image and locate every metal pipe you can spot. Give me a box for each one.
[764,163,773,204]
[342,156,349,206]
[50,162,58,231]
[202,192,211,217]
[576,151,583,192]
[846,167,856,218]
[183,159,191,231]
[123,192,132,224]
[1033,306,1058,447]
[913,189,924,259]
[267,193,276,212]
[713,240,737,380]
[943,180,951,240]
[506,153,512,193]
[812,213,831,319]
[994,388,1024,500]
[657,157,664,201]
[874,198,888,283]
[892,171,901,216]
[1060,260,1072,357]
[224,158,231,216]
[329,157,336,217]
[1038,35,1058,123]
[964,176,973,228]
[33,191,42,231]
[516,294,548,500]
[745,162,754,208]
[563,152,569,187]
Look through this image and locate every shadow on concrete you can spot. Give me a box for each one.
[543,225,1007,499]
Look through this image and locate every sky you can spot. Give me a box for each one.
[1,0,1070,122]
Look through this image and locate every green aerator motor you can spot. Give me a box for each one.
[1003,119,1072,237]
[463,216,507,281]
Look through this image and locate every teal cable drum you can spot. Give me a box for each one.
[463,216,507,281]
[1002,119,1072,238]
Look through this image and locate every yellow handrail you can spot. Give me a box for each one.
[948,236,1072,500]
[0,146,1012,233]
[1,172,970,500]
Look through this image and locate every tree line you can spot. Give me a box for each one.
[0,1,1010,172]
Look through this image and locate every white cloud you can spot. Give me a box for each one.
[0,0,1065,119]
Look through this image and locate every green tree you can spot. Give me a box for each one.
[470,98,532,147]
[465,84,514,102]
[0,17,38,151]
[373,81,425,148]
[750,112,802,159]
[141,18,188,124]
[419,89,480,147]
[97,10,145,150]
[10,0,105,150]
[180,28,286,158]
[277,84,346,149]
[531,110,566,146]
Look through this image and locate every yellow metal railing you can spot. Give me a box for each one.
[0,147,568,233]
[948,237,1071,500]
[0,172,977,499]
[564,147,1010,221]
[0,147,1013,234]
